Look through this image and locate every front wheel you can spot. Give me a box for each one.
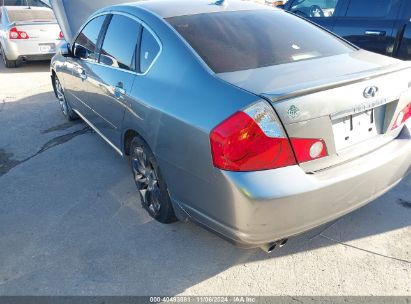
[54,75,78,121]
[130,136,177,224]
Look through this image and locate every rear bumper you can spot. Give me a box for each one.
[2,39,59,61]
[190,122,411,248]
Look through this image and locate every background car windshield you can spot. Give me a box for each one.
[167,10,353,73]
[7,8,55,22]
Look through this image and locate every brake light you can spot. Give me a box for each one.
[59,31,64,39]
[210,101,296,171]
[9,27,29,40]
[392,103,411,130]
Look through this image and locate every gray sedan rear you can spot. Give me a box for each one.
[50,0,411,251]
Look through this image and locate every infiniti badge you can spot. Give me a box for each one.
[363,86,379,98]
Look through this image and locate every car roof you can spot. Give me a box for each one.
[118,0,270,19]
[51,0,274,44]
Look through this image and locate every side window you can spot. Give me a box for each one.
[290,0,340,18]
[345,0,396,18]
[73,15,106,61]
[99,15,141,71]
[139,28,160,74]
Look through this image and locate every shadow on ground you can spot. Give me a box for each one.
[0,60,50,74]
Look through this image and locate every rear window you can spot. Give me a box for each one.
[167,10,353,73]
[2,0,49,7]
[7,9,55,22]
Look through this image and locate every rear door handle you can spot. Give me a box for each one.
[113,82,126,98]
[77,67,87,80]
[365,30,386,36]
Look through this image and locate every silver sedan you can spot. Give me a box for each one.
[0,6,61,68]
[50,0,411,252]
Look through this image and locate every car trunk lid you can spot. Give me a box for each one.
[218,50,411,172]
[11,22,60,41]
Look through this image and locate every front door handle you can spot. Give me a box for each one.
[364,30,386,36]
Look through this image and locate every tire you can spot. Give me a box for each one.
[53,74,79,121]
[0,44,17,68]
[130,136,177,224]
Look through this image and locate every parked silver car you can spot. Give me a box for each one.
[0,5,61,67]
[50,0,411,252]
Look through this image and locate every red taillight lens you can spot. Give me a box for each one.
[290,138,328,163]
[210,102,296,171]
[9,27,29,40]
[59,31,64,39]
[392,103,411,130]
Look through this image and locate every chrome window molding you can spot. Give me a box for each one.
[72,10,162,77]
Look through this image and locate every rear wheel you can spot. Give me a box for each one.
[130,136,177,224]
[54,75,78,121]
[0,44,17,68]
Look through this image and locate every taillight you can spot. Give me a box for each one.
[9,27,29,40]
[59,31,64,40]
[210,101,296,171]
[392,103,411,130]
[290,138,328,163]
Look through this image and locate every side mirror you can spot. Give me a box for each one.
[58,41,72,57]
[276,4,285,9]
[73,44,88,59]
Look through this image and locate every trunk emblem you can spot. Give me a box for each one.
[288,105,301,119]
[364,86,379,98]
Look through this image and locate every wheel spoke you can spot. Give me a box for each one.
[135,148,149,176]
[134,173,148,190]
[139,189,149,204]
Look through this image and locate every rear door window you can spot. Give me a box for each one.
[139,28,160,74]
[167,10,353,73]
[345,0,399,18]
[99,15,141,71]
[290,0,341,18]
[73,15,106,61]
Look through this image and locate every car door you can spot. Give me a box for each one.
[83,14,140,148]
[286,0,345,31]
[332,0,403,56]
[63,15,108,121]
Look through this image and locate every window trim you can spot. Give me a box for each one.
[72,11,162,76]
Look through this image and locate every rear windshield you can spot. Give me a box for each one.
[7,9,55,22]
[167,10,354,73]
[2,0,49,7]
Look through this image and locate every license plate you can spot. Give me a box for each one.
[332,105,386,151]
[39,43,55,53]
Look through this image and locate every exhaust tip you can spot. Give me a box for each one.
[260,242,277,253]
[277,238,288,248]
[260,239,288,253]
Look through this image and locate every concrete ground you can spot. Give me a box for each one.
[0,60,410,296]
